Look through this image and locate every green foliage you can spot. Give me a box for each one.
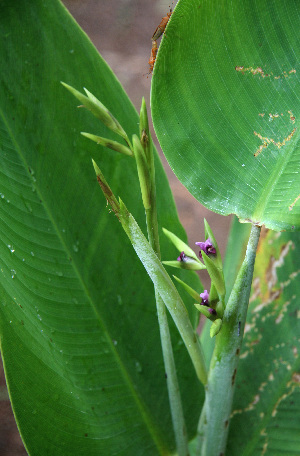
[0,1,203,454]
[151,0,300,231]
[0,0,299,455]
[227,228,300,455]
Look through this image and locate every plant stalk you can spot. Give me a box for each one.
[198,224,261,456]
[144,141,189,456]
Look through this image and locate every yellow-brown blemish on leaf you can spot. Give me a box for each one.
[250,241,293,320]
[259,381,267,392]
[269,113,280,121]
[230,393,260,418]
[235,66,296,80]
[270,373,300,418]
[275,299,292,324]
[292,372,300,383]
[253,127,297,157]
[265,242,293,294]
[250,277,261,303]
[261,438,269,456]
[289,193,300,211]
[260,428,267,437]
[288,110,296,123]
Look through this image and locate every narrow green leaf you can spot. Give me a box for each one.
[81,132,133,156]
[201,253,226,300]
[173,275,202,303]
[163,260,205,271]
[163,228,203,263]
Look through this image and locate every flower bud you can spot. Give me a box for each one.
[61,82,129,142]
[163,228,206,270]
[210,318,223,338]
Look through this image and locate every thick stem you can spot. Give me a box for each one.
[198,224,261,456]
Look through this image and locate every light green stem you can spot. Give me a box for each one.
[155,290,189,456]
[145,153,189,455]
[119,202,207,384]
[198,224,261,456]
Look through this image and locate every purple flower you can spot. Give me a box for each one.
[208,308,217,315]
[177,251,187,262]
[195,238,216,260]
[200,290,209,306]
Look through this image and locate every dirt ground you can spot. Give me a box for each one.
[1,1,232,453]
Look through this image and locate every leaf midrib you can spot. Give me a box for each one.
[0,107,166,454]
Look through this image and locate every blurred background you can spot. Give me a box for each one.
[1,1,232,454]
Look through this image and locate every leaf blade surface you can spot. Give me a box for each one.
[151,0,300,231]
[0,1,203,454]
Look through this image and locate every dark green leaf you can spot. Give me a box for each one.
[0,1,203,454]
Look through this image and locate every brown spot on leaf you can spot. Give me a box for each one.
[289,193,300,211]
[232,369,237,386]
[253,127,296,157]
[292,372,300,383]
[235,66,296,80]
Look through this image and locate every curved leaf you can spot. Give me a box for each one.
[151,0,300,231]
[0,1,203,454]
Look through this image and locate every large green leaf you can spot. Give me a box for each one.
[227,228,300,455]
[151,0,300,231]
[0,1,203,454]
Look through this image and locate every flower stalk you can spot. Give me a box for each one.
[197,223,261,456]
[137,99,189,456]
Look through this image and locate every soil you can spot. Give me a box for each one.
[1,1,232,453]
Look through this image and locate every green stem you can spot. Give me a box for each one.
[198,224,261,456]
[155,291,189,456]
[144,151,189,456]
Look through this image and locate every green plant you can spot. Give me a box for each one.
[0,1,299,455]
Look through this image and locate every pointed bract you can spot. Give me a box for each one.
[132,134,151,210]
[61,82,130,143]
[82,133,133,156]
[173,275,202,303]
[163,228,205,266]
[210,319,223,338]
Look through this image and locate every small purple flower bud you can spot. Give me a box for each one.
[195,238,216,260]
[200,290,209,306]
[177,251,187,262]
[208,308,217,315]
